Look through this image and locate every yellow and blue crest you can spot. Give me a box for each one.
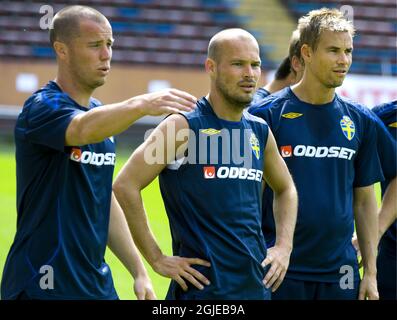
[340,116,355,141]
[249,133,260,160]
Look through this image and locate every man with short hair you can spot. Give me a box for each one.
[113,28,298,300]
[1,5,197,300]
[249,8,393,300]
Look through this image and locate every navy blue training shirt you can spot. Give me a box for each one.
[159,97,270,299]
[252,87,271,104]
[372,100,397,257]
[249,87,384,283]
[1,81,117,299]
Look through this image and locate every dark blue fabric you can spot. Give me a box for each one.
[252,87,271,105]
[372,100,397,300]
[272,277,359,300]
[160,97,270,299]
[249,87,384,283]
[1,81,118,300]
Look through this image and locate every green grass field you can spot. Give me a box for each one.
[0,143,382,300]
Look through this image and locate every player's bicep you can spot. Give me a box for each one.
[65,112,86,146]
[114,114,189,191]
[263,130,293,194]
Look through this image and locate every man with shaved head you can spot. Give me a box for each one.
[113,28,298,299]
[1,5,197,300]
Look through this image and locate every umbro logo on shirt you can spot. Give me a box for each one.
[200,128,221,135]
[282,112,303,119]
[70,147,116,166]
[389,122,397,128]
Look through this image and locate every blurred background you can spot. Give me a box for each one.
[0,0,395,299]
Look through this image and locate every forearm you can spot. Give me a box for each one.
[273,185,298,250]
[378,178,397,240]
[354,200,378,275]
[107,193,148,278]
[75,97,146,145]
[113,184,163,269]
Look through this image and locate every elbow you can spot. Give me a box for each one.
[112,176,139,202]
[112,178,127,199]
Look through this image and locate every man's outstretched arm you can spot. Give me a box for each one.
[66,89,197,146]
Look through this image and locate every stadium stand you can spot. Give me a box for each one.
[0,0,393,74]
[0,0,274,68]
[282,0,397,76]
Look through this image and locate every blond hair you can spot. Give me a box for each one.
[297,8,355,51]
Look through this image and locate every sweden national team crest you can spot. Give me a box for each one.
[249,133,260,160]
[340,116,355,141]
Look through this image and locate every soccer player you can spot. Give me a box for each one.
[253,29,304,103]
[249,8,390,300]
[371,101,397,300]
[0,5,197,300]
[113,28,298,300]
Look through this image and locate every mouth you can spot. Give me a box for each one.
[239,82,256,92]
[333,70,347,76]
[98,67,110,74]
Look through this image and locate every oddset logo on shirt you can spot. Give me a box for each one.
[203,166,263,182]
[203,166,216,179]
[280,145,356,160]
[70,147,82,161]
[70,147,116,166]
[280,145,292,157]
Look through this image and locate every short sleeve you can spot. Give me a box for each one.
[353,116,385,187]
[23,92,84,152]
[373,116,397,180]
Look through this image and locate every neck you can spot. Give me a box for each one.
[292,73,335,105]
[55,70,93,108]
[206,91,244,122]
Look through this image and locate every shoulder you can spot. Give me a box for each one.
[90,97,103,108]
[23,81,74,116]
[336,95,378,122]
[243,110,268,126]
[252,87,271,104]
[372,100,397,118]
[248,88,290,117]
[180,97,208,121]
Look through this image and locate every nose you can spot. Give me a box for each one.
[338,52,350,65]
[100,45,111,61]
[244,65,255,78]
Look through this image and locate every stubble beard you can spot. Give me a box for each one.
[216,78,253,112]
